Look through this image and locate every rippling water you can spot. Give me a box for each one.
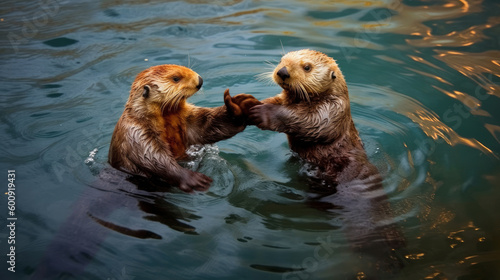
[1,0,499,279]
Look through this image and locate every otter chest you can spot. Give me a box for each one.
[162,112,187,159]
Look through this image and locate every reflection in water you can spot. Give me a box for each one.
[131,176,202,235]
[33,168,202,278]
[89,213,162,239]
[407,17,500,48]
[352,84,496,157]
[2,0,499,279]
[235,153,408,278]
[305,171,407,278]
[435,50,500,99]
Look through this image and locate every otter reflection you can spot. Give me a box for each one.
[242,158,407,279]
[32,168,200,279]
[307,173,407,276]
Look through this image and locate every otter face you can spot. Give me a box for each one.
[131,64,203,111]
[273,49,340,100]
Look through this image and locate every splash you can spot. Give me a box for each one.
[84,148,98,165]
[184,144,220,170]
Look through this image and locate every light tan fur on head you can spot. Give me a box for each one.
[260,49,347,102]
[127,64,202,116]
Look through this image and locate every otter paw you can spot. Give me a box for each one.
[231,94,262,116]
[179,170,213,193]
[249,104,281,131]
[223,89,243,117]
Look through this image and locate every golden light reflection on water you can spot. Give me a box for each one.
[353,84,496,157]
[432,86,488,116]
[484,124,500,143]
[408,55,444,71]
[374,55,404,64]
[297,0,492,46]
[408,108,495,156]
[405,252,425,260]
[406,17,499,48]
[434,50,500,99]
[406,67,452,85]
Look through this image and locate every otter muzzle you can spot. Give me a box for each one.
[197,76,203,89]
[277,66,290,81]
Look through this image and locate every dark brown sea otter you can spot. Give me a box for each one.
[109,64,246,192]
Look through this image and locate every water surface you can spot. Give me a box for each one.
[1,0,499,279]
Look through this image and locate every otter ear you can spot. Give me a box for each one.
[142,85,150,98]
[331,71,336,80]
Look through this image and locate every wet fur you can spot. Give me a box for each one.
[233,49,371,183]
[109,64,246,192]
[233,49,407,276]
[32,65,248,278]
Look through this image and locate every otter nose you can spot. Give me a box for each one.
[277,66,290,81]
[197,76,203,89]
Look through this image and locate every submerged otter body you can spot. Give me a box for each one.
[109,64,246,192]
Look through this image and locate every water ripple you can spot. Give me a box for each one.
[2,0,499,279]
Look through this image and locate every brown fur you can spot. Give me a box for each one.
[233,49,377,184]
[234,50,407,275]
[109,64,246,192]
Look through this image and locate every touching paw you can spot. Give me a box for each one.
[231,93,262,116]
[249,103,280,131]
[224,89,243,117]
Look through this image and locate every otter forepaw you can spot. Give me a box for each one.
[224,89,243,117]
[249,104,281,131]
[179,170,213,193]
[231,94,262,116]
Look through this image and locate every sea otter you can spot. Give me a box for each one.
[109,64,247,192]
[233,49,376,183]
[233,49,407,276]
[32,65,251,278]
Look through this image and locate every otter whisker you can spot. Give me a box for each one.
[190,61,197,71]
[255,71,274,85]
[279,40,285,56]
[264,60,276,69]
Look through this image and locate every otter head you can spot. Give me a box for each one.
[129,64,203,113]
[272,49,345,101]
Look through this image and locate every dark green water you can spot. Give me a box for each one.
[1,0,499,279]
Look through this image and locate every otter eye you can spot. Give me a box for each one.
[172,76,181,82]
[303,64,311,72]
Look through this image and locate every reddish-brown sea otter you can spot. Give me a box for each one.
[109,64,246,192]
